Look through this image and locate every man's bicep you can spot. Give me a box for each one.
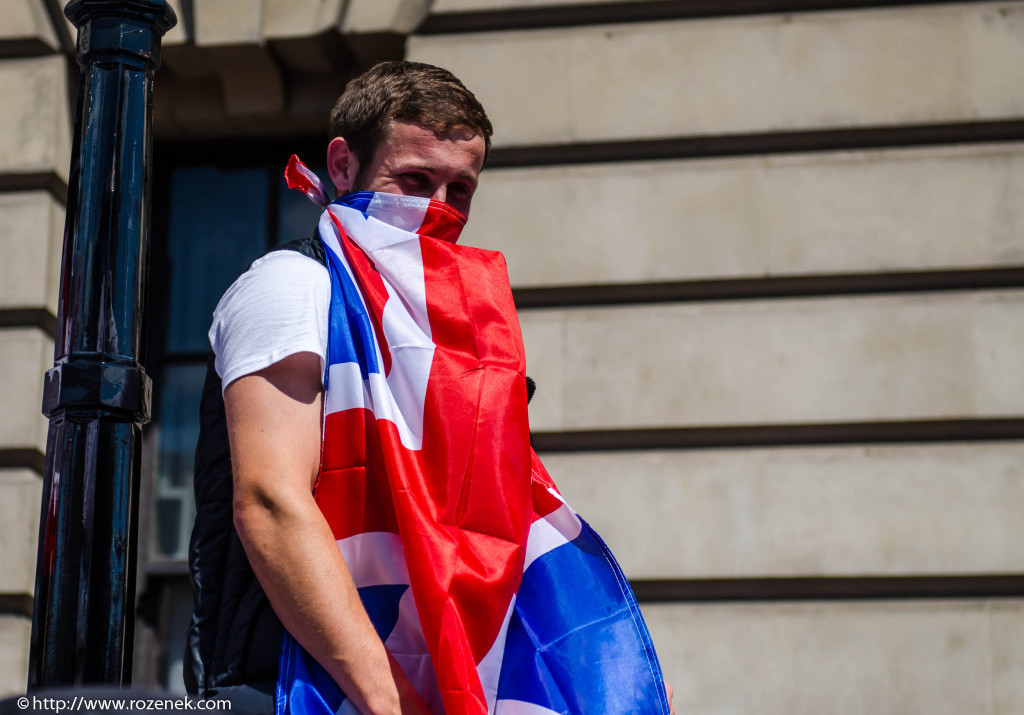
[223,351,324,496]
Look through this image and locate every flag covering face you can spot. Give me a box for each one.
[278,156,670,715]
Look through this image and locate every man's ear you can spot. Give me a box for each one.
[327,137,359,195]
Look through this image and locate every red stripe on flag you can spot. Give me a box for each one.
[530,451,565,521]
[392,236,532,706]
[316,409,399,538]
[419,201,467,245]
[316,216,533,713]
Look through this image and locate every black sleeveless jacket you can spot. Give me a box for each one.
[184,238,325,711]
[183,236,535,708]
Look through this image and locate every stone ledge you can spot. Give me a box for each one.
[531,418,1024,452]
[0,615,30,698]
[546,442,1024,579]
[187,0,430,45]
[0,329,52,454]
[644,599,1024,715]
[521,290,1024,431]
[0,470,41,599]
[0,0,60,53]
[0,192,64,315]
[409,3,1024,146]
[423,0,967,32]
[0,56,71,182]
[466,142,1024,288]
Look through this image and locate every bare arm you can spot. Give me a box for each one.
[225,351,427,714]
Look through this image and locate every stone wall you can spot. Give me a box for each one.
[0,0,71,695]
[1,0,1023,711]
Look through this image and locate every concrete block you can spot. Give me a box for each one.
[434,0,627,9]
[341,0,432,34]
[992,602,1024,715]
[0,616,30,698]
[193,0,263,46]
[217,47,286,117]
[974,292,1024,416]
[545,443,1024,579]
[466,142,1024,287]
[410,29,572,147]
[521,290,1024,431]
[968,5,1024,121]
[58,8,77,52]
[0,56,71,181]
[0,329,52,454]
[0,0,59,50]
[409,3,1024,146]
[161,0,189,46]
[263,0,344,38]
[0,192,64,314]
[0,470,41,597]
[643,600,1011,715]
[519,311,564,430]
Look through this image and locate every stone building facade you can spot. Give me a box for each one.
[2,0,1024,712]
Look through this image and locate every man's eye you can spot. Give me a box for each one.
[450,183,471,198]
[402,173,428,186]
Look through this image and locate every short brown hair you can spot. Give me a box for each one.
[329,61,493,178]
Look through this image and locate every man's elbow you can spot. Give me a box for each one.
[233,488,270,549]
[232,492,261,537]
[232,481,302,540]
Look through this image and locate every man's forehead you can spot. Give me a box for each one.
[384,119,484,145]
[379,120,486,170]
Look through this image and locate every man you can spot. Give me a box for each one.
[186,61,672,715]
[186,61,489,714]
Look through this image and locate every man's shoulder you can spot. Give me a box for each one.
[231,243,330,301]
[248,240,328,279]
[213,246,330,334]
[210,242,331,388]
[269,236,326,266]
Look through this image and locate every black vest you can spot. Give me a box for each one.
[183,236,534,708]
[184,238,325,710]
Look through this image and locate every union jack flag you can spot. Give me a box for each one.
[278,156,669,714]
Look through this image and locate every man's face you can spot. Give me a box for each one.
[331,119,487,217]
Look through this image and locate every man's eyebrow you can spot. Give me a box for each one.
[400,162,479,184]
[452,166,480,184]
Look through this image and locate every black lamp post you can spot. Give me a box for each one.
[29,0,176,687]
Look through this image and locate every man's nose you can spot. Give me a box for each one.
[430,184,447,203]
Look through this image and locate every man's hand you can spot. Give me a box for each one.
[226,352,429,714]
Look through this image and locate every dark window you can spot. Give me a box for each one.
[148,153,329,563]
[139,144,329,692]
[164,166,270,355]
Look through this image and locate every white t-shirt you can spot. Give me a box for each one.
[208,250,331,391]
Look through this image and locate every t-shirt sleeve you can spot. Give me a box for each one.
[208,250,330,392]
